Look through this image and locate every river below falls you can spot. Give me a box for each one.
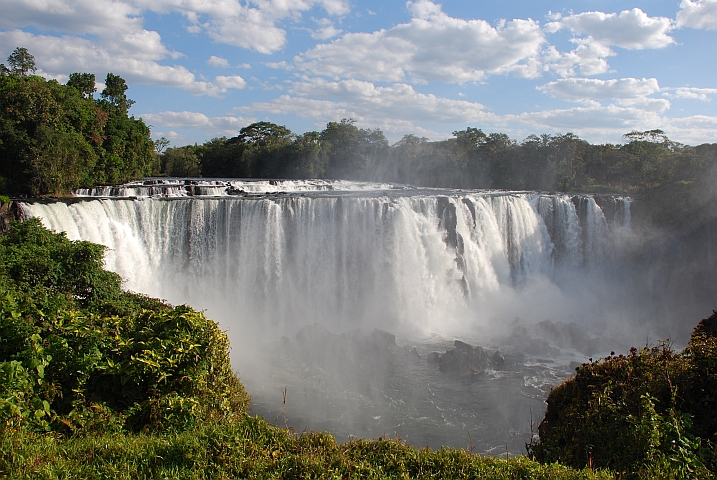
[237,323,616,454]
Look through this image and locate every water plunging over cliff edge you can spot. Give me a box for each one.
[19,179,637,453]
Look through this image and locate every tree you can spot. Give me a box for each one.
[623,129,669,144]
[154,136,170,155]
[101,73,135,113]
[453,127,487,149]
[289,131,327,178]
[6,47,36,76]
[621,130,675,189]
[67,72,96,98]
[197,137,244,177]
[0,51,155,194]
[30,126,98,195]
[163,146,201,177]
[452,128,488,187]
[237,121,293,146]
[320,119,388,179]
[547,133,587,191]
[0,75,64,194]
[235,122,294,177]
[483,133,517,189]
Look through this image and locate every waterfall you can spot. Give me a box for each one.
[18,183,630,339]
[17,181,638,452]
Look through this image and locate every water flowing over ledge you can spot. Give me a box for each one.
[20,180,632,336]
[72,178,405,198]
[18,179,637,452]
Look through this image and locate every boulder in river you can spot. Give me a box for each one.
[438,340,486,375]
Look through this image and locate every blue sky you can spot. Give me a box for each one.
[1,0,716,146]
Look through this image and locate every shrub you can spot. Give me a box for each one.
[529,311,717,479]
[0,220,249,435]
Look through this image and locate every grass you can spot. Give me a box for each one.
[1,415,613,479]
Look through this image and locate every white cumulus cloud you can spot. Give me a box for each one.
[144,0,350,53]
[214,75,247,90]
[677,0,717,30]
[0,0,353,95]
[547,9,675,50]
[208,56,230,67]
[0,30,246,97]
[240,78,499,137]
[663,87,717,100]
[311,24,342,40]
[139,110,252,139]
[294,0,545,83]
[538,78,661,102]
[512,103,668,142]
[542,39,614,77]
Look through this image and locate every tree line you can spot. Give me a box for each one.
[0,48,156,196]
[163,119,716,193]
[2,47,716,196]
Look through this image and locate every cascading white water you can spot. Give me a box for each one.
[73,178,402,198]
[21,190,624,336]
[533,195,582,268]
[18,181,636,452]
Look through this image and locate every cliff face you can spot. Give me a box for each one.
[0,201,20,232]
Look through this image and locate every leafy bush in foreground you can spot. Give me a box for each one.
[0,219,249,435]
[529,311,717,479]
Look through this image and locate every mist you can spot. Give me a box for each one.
[18,179,716,452]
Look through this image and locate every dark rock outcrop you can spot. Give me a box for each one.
[438,340,486,375]
[0,201,20,232]
[491,350,506,368]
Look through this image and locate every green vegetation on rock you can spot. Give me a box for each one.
[529,311,717,479]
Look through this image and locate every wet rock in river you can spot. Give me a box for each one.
[438,340,486,376]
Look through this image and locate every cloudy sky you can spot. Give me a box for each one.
[1,0,716,146]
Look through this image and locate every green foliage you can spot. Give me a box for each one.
[0,416,612,479]
[320,118,389,180]
[100,73,135,114]
[0,220,249,436]
[0,218,122,312]
[162,146,201,177]
[5,47,36,77]
[236,121,296,178]
[153,136,169,155]
[182,120,715,198]
[529,312,717,479]
[196,136,246,177]
[67,73,96,99]
[0,48,155,195]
